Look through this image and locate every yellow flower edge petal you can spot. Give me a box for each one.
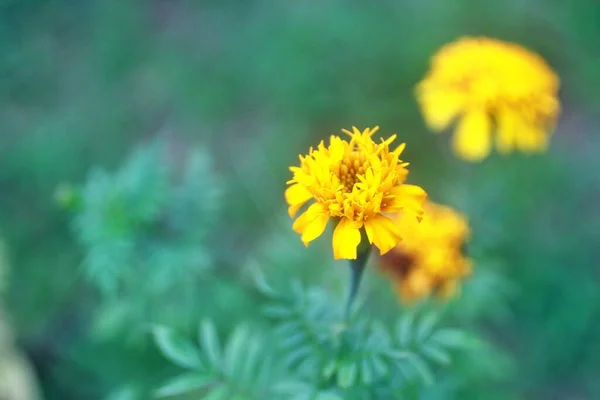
[332,218,362,260]
[452,110,491,162]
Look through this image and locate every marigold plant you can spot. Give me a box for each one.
[285,127,426,260]
[378,201,472,302]
[416,36,560,162]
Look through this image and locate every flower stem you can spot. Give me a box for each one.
[344,246,371,322]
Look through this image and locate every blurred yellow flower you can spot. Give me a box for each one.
[285,127,427,260]
[378,201,471,302]
[416,37,560,162]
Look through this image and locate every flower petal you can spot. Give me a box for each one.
[452,110,491,162]
[300,214,329,246]
[292,202,326,235]
[383,184,427,216]
[496,108,518,154]
[285,184,313,217]
[364,214,403,255]
[332,218,362,260]
[517,124,549,153]
[417,87,465,131]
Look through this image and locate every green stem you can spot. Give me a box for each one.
[344,246,371,322]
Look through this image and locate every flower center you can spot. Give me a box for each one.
[380,251,415,278]
[336,151,369,192]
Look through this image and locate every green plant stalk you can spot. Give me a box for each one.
[344,236,371,322]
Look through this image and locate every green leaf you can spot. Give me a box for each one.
[407,354,434,385]
[202,385,230,400]
[322,359,337,379]
[416,313,438,342]
[256,354,274,389]
[360,358,375,385]
[284,345,312,367]
[421,344,451,365]
[239,334,262,384]
[153,326,202,369]
[282,330,308,348]
[315,392,344,400]
[199,320,222,368]
[276,321,302,339]
[263,305,293,318]
[154,373,213,397]
[337,362,358,389]
[396,314,414,348]
[273,380,313,396]
[371,355,389,379]
[224,325,250,376]
[430,329,471,349]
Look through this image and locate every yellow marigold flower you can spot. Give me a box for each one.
[378,201,472,302]
[416,37,560,162]
[285,127,427,260]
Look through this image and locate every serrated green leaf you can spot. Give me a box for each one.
[273,380,312,395]
[282,330,308,349]
[395,358,414,381]
[263,305,293,318]
[199,320,222,369]
[275,321,302,339]
[416,313,438,342]
[154,373,213,397]
[250,263,276,296]
[291,280,305,307]
[256,354,274,389]
[202,385,229,400]
[421,344,451,365]
[407,354,434,385]
[315,392,344,400]
[284,345,312,367]
[360,358,375,385]
[239,335,262,385]
[430,329,471,349]
[322,359,337,379]
[396,314,414,348]
[296,355,320,375]
[106,386,139,400]
[153,326,201,369]
[371,355,389,379]
[337,362,358,389]
[223,325,250,376]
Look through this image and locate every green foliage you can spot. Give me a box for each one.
[70,141,220,297]
[154,320,280,399]
[154,278,474,400]
[2,1,599,399]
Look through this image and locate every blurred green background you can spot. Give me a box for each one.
[1,0,600,399]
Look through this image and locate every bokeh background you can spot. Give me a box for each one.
[1,0,600,399]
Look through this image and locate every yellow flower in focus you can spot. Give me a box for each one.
[285,127,427,260]
[416,37,560,162]
[378,201,472,302]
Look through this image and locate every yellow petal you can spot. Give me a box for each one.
[332,218,362,260]
[517,124,549,153]
[300,213,329,246]
[452,110,492,162]
[292,202,326,235]
[364,214,402,255]
[383,184,427,215]
[496,108,518,154]
[417,88,464,131]
[285,184,313,217]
